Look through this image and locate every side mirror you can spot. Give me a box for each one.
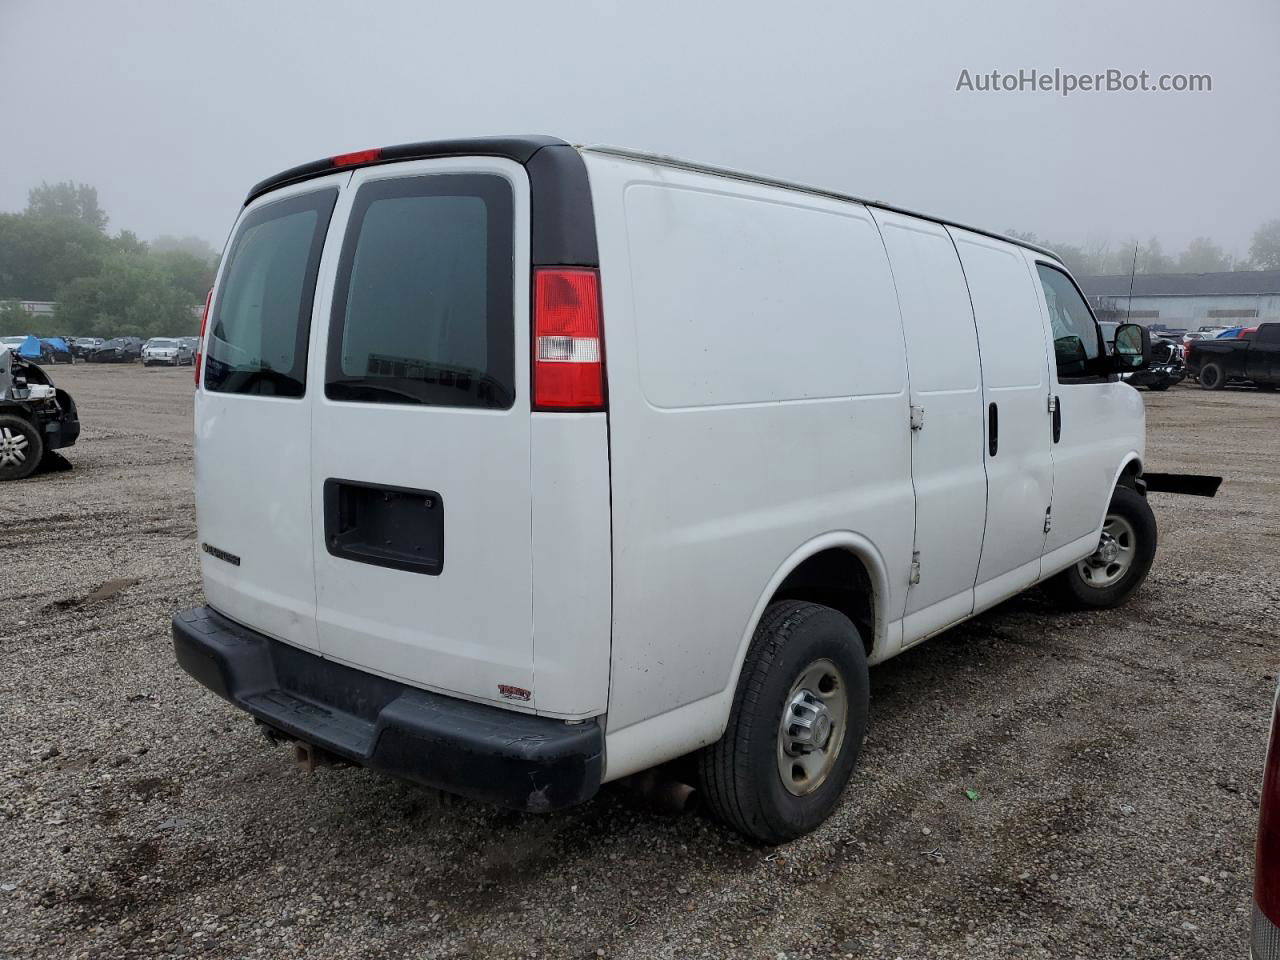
[1113,323,1151,372]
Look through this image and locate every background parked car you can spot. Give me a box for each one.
[0,342,80,480]
[40,337,74,363]
[1099,322,1186,390]
[141,337,194,366]
[87,337,143,363]
[0,335,59,364]
[1186,322,1280,391]
[69,337,104,359]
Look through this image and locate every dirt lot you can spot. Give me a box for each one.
[1,364,1276,960]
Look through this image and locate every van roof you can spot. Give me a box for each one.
[581,145,1064,264]
[245,135,1063,266]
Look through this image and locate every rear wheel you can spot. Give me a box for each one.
[1047,485,1156,609]
[1199,362,1225,390]
[0,415,44,481]
[1258,382,1277,392]
[697,600,869,844]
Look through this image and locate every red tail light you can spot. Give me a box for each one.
[1255,685,1280,957]
[333,148,381,168]
[194,288,211,386]
[533,268,604,410]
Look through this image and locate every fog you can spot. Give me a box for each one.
[1,0,1275,258]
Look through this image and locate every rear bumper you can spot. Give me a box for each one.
[172,606,604,812]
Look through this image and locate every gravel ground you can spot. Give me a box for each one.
[2,364,1276,960]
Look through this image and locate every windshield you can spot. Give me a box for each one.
[149,339,178,347]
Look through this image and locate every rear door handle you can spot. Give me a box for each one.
[1052,395,1062,443]
[988,402,999,457]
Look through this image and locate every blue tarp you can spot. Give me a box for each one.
[43,337,69,351]
[1215,327,1244,339]
[17,335,42,358]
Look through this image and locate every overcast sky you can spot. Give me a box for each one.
[1,0,1275,259]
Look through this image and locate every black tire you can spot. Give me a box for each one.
[697,600,869,844]
[0,415,44,481]
[1258,383,1277,392]
[1146,384,1170,392]
[1046,485,1157,610]
[1199,362,1225,390]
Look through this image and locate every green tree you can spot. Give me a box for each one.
[26,181,108,232]
[1249,219,1280,270]
[151,234,218,261]
[55,254,197,338]
[150,249,216,303]
[1177,236,1233,273]
[0,212,111,300]
[1136,237,1174,274]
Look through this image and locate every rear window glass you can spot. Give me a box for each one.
[204,189,338,397]
[325,174,514,409]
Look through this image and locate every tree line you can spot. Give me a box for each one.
[3,180,1279,340]
[1007,220,1280,279]
[0,182,217,339]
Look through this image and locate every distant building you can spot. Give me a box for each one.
[1,300,57,321]
[1078,270,1280,332]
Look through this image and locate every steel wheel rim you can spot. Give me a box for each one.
[776,658,848,797]
[0,426,29,468]
[1077,513,1138,589]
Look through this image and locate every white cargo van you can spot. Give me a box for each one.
[174,136,1157,842]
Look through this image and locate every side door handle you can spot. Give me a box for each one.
[1052,395,1062,443]
[988,402,999,457]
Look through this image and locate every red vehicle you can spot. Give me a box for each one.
[1256,681,1280,957]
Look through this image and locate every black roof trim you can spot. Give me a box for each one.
[581,146,1065,265]
[244,135,598,267]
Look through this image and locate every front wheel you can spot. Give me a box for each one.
[0,415,44,481]
[1047,485,1157,609]
[697,600,869,844]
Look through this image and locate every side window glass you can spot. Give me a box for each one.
[1036,263,1102,378]
[206,189,338,397]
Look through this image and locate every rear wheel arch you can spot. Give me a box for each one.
[727,535,888,705]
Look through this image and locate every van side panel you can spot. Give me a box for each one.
[529,412,612,717]
[586,153,913,751]
[948,228,1055,610]
[872,211,988,645]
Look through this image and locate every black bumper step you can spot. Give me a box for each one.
[172,606,603,812]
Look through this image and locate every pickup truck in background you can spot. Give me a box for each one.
[1185,322,1280,391]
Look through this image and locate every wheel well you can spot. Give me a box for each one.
[1118,458,1144,493]
[771,548,875,655]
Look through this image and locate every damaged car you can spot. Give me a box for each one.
[87,337,143,363]
[1101,322,1186,391]
[0,343,80,480]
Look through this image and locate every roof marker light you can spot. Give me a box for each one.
[332,148,381,168]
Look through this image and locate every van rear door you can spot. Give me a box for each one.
[307,159,538,711]
[196,176,345,652]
